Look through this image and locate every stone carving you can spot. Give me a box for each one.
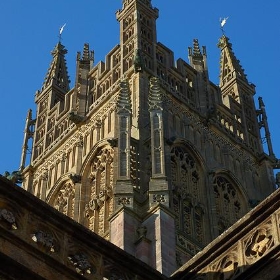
[86,189,113,213]
[117,78,132,114]
[244,224,274,264]
[69,174,81,184]
[54,182,75,217]
[41,171,48,181]
[136,225,147,239]
[153,194,166,203]
[212,252,240,280]
[87,197,103,212]
[68,253,96,275]
[87,147,114,235]
[3,170,23,184]
[31,230,57,253]
[130,144,139,187]
[77,135,84,147]
[118,197,131,205]
[0,208,17,230]
[148,77,163,111]
[107,138,118,147]
[69,111,86,124]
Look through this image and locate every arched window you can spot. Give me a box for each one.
[171,146,205,245]
[85,147,114,238]
[213,176,244,234]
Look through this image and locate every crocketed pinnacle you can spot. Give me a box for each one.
[188,39,206,68]
[42,42,70,91]
[218,35,248,84]
[148,77,163,111]
[122,0,152,8]
[117,78,132,114]
[192,39,203,59]
[82,43,94,62]
[82,43,90,60]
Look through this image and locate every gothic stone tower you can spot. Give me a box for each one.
[20,0,276,276]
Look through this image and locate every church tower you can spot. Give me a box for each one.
[20,0,277,276]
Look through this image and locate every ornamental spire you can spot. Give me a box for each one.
[218,35,247,87]
[117,78,132,114]
[188,39,207,71]
[41,42,70,92]
[148,77,163,111]
[192,39,203,59]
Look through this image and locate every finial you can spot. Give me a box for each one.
[58,23,66,42]
[82,43,90,60]
[192,39,203,58]
[219,17,229,35]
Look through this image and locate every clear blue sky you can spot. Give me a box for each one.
[0,0,279,174]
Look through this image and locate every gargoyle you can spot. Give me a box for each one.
[3,170,23,184]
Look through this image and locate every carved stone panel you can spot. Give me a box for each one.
[244,219,275,265]
[27,213,63,256]
[68,252,96,275]
[211,250,240,280]
[54,182,75,218]
[0,208,17,230]
[31,230,58,253]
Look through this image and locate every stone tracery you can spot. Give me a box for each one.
[212,252,240,280]
[85,146,114,237]
[54,181,75,218]
[171,145,205,245]
[244,222,274,264]
[213,176,244,233]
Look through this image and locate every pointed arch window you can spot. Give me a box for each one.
[171,146,205,244]
[85,147,114,238]
[213,176,244,233]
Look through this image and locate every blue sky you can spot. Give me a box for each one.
[0,0,279,174]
